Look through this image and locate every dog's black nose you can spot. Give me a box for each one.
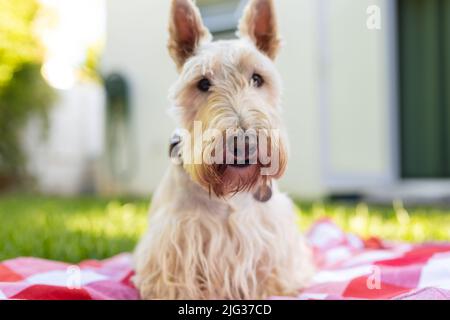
[226,132,258,167]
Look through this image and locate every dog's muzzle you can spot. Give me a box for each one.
[168,130,272,202]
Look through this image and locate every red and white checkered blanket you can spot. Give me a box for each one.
[1,220,449,300]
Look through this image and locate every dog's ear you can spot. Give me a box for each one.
[168,0,212,70]
[238,0,281,60]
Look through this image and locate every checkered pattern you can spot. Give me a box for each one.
[296,220,450,300]
[1,220,449,300]
[0,254,138,300]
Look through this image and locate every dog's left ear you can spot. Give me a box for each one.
[168,0,212,70]
[238,0,281,60]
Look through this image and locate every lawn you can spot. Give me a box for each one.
[0,194,449,263]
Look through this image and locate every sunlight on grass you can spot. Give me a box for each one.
[296,201,450,243]
[65,202,147,239]
[0,195,149,262]
[0,194,449,263]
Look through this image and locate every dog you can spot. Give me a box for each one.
[134,0,314,300]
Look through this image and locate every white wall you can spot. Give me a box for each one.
[101,0,396,199]
[100,0,176,196]
[24,83,105,195]
[277,0,396,197]
[276,0,324,198]
[320,0,397,193]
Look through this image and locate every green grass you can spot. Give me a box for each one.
[0,194,149,263]
[296,202,450,243]
[0,194,449,263]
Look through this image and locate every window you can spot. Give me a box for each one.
[197,0,248,38]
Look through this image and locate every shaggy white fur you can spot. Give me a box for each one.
[134,0,314,299]
[134,165,313,299]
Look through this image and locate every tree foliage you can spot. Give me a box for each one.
[0,0,54,180]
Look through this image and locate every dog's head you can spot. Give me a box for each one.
[168,0,287,197]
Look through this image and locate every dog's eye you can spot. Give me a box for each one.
[251,73,264,88]
[197,78,212,92]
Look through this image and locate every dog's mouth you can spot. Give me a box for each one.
[227,158,254,169]
[229,164,251,169]
[224,163,259,180]
[220,163,260,194]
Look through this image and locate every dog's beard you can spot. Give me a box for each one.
[183,163,260,197]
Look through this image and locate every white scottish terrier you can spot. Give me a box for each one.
[134,0,314,300]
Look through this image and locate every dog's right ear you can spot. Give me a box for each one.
[168,0,212,70]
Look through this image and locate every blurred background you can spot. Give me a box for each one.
[0,0,449,262]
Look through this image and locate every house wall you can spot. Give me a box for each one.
[320,0,397,193]
[100,0,396,199]
[100,0,177,196]
[24,83,105,195]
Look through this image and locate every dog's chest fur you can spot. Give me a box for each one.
[134,165,313,299]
